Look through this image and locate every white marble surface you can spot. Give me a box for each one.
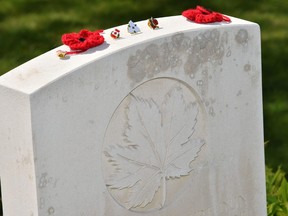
[0,15,266,215]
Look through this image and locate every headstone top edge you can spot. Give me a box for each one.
[0,15,258,94]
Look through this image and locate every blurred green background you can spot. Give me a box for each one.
[0,0,287,171]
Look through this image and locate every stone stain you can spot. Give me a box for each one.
[209,107,216,117]
[126,30,232,118]
[226,47,231,57]
[62,96,68,103]
[48,207,55,215]
[39,173,49,188]
[236,90,242,96]
[127,30,228,84]
[40,197,45,209]
[16,151,32,167]
[244,63,251,72]
[235,29,249,46]
[185,29,226,75]
[16,68,40,81]
[38,172,54,189]
[244,63,260,87]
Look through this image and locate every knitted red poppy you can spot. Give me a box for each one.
[182,6,231,24]
[57,29,105,58]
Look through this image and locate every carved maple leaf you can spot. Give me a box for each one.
[104,86,204,209]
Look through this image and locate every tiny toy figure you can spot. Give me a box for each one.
[56,50,67,58]
[110,29,120,39]
[148,17,159,29]
[127,20,141,34]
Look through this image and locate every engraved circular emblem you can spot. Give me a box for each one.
[102,78,206,212]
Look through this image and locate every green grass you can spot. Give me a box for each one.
[266,166,288,216]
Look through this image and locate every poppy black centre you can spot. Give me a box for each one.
[79,37,86,42]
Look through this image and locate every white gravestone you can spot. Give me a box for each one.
[0,15,266,215]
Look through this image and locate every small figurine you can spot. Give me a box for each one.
[148,17,159,29]
[110,29,120,39]
[56,50,67,58]
[127,20,141,34]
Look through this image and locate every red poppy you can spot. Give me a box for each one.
[61,29,105,52]
[182,6,231,24]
